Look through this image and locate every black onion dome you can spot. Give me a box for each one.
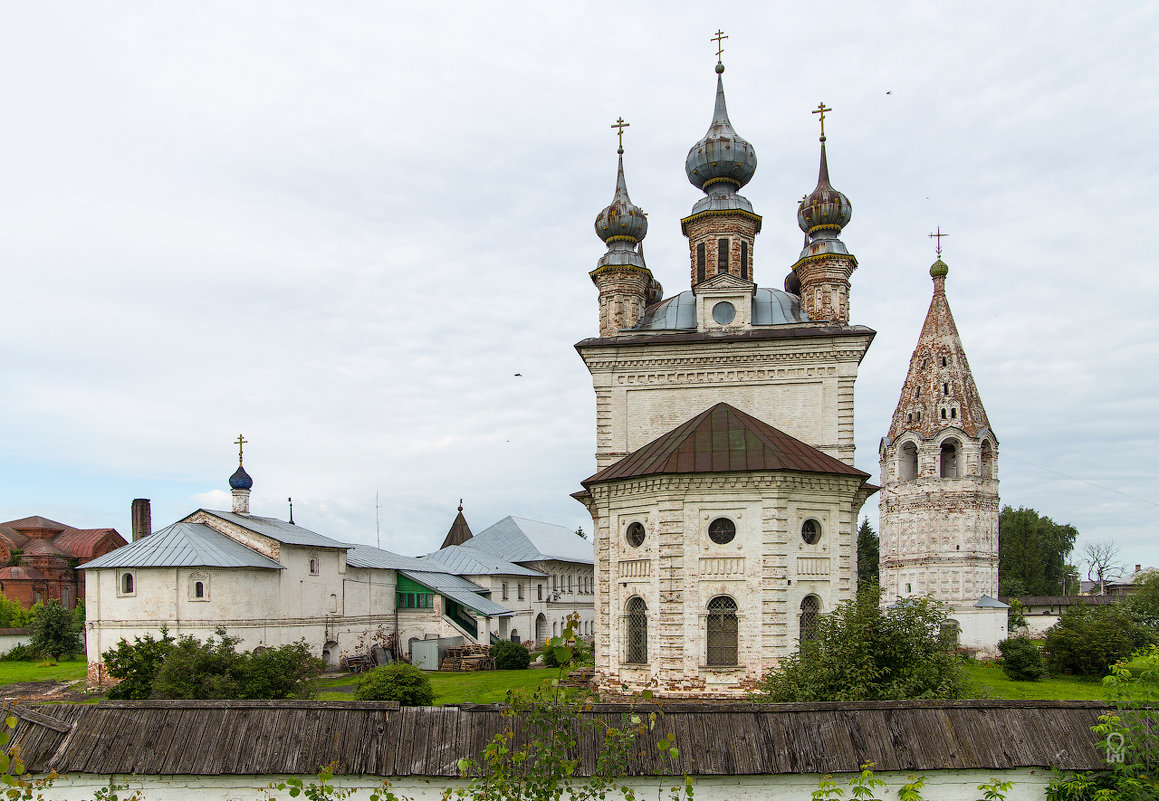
[685,64,758,192]
[229,465,253,490]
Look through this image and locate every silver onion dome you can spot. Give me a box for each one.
[594,148,648,270]
[685,63,758,197]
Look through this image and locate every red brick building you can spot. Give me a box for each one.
[0,516,126,609]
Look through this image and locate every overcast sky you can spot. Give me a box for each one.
[1,2,1156,574]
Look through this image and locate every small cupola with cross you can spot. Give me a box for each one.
[229,434,254,515]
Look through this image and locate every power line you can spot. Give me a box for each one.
[1003,452,1159,508]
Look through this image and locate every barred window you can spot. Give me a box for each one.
[800,595,821,643]
[696,242,706,284]
[626,596,648,664]
[801,519,821,545]
[717,238,729,275]
[708,517,736,544]
[706,595,738,666]
[626,521,646,547]
[740,241,749,281]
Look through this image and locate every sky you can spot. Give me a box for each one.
[1,2,1156,574]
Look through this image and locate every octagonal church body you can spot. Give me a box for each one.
[573,57,878,697]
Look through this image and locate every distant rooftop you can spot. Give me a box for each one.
[466,517,594,565]
[80,522,283,571]
[194,510,349,550]
[423,545,545,577]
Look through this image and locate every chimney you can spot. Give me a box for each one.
[131,499,152,542]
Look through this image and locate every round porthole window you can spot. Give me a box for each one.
[626,521,646,548]
[708,517,736,544]
[801,519,821,545]
[712,301,736,324]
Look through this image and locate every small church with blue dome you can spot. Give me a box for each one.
[573,42,879,697]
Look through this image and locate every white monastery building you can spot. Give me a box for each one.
[572,46,1005,697]
[82,450,593,684]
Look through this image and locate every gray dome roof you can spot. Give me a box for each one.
[594,150,648,271]
[685,66,758,194]
[797,140,851,235]
[634,288,808,331]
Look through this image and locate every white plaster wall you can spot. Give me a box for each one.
[956,607,1008,656]
[578,332,871,470]
[591,471,866,696]
[35,768,1059,800]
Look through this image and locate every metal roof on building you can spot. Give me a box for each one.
[397,570,513,618]
[584,403,870,486]
[633,288,808,332]
[79,522,284,571]
[423,545,545,577]
[195,510,348,549]
[465,517,594,565]
[345,544,450,572]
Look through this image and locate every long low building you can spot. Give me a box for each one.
[80,458,594,684]
[3,699,1106,800]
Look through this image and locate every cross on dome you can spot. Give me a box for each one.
[929,226,948,258]
[611,117,629,154]
[234,434,247,465]
[812,102,832,140]
[712,30,728,63]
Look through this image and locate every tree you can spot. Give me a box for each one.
[998,506,1078,597]
[0,592,29,629]
[575,526,588,541]
[997,636,1045,681]
[491,639,530,670]
[751,584,972,702]
[354,663,435,705]
[103,629,176,700]
[28,599,84,659]
[1124,570,1159,633]
[1043,603,1155,677]
[856,518,879,589]
[1081,539,1125,596]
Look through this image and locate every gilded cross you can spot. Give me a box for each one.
[929,226,948,258]
[611,117,629,151]
[234,434,247,464]
[813,102,832,139]
[712,30,727,62]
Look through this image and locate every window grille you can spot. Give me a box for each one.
[697,243,706,283]
[800,595,821,643]
[626,521,645,547]
[708,517,736,544]
[626,596,648,663]
[741,241,749,281]
[706,596,738,665]
[717,238,729,275]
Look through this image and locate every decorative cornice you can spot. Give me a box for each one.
[790,251,858,273]
[588,264,653,281]
[702,176,742,189]
[679,209,763,227]
[605,235,639,244]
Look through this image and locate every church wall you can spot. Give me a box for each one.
[589,472,865,697]
[580,332,871,470]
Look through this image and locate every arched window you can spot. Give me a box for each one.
[900,441,918,481]
[194,581,205,598]
[553,621,559,638]
[567,575,573,593]
[309,557,319,576]
[740,241,749,281]
[625,597,647,664]
[328,594,338,613]
[717,238,729,275]
[706,596,738,666]
[981,440,994,479]
[696,242,706,284]
[510,629,520,644]
[940,440,960,478]
[553,574,559,592]
[120,572,135,595]
[800,595,821,643]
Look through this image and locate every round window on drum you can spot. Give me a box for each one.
[626,521,646,548]
[801,519,821,545]
[708,517,736,544]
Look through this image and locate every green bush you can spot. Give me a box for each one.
[752,584,972,702]
[0,643,39,662]
[103,627,321,700]
[0,593,30,629]
[1044,603,1155,678]
[997,636,1045,681]
[542,636,591,669]
[28,600,83,660]
[104,629,176,699]
[491,639,530,670]
[354,663,435,705]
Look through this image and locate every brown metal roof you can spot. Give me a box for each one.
[584,403,869,486]
[440,508,473,549]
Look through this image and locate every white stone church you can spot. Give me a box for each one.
[572,50,1004,697]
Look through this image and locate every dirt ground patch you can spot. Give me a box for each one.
[0,680,95,703]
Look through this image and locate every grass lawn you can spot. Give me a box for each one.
[0,659,87,685]
[965,661,1107,701]
[317,668,556,704]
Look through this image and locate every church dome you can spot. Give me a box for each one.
[594,145,648,271]
[685,63,758,194]
[797,139,852,236]
[229,465,253,490]
[930,259,949,278]
[634,288,808,331]
[595,151,648,246]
